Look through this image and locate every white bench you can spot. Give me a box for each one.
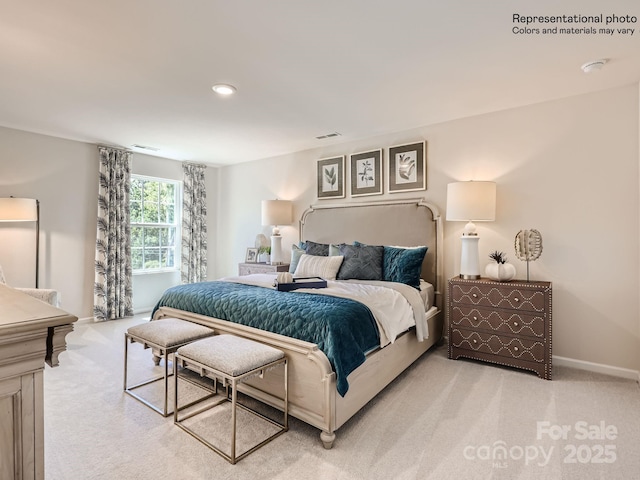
[174,334,288,464]
[124,318,215,416]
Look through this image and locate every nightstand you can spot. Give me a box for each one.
[448,277,552,379]
[238,263,290,276]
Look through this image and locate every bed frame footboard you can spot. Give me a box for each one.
[153,306,442,448]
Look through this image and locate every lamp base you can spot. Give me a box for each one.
[459,235,481,279]
[270,235,283,265]
[459,273,481,280]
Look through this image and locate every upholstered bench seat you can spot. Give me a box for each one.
[124,318,215,416]
[174,334,288,464]
[177,334,285,377]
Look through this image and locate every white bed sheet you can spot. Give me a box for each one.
[220,274,429,347]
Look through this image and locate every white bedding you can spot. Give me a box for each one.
[220,274,429,347]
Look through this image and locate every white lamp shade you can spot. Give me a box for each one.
[0,198,38,222]
[446,181,496,222]
[261,200,293,227]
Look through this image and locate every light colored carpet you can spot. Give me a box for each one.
[44,315,640,480]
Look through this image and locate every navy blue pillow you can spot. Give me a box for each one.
[383,246,428,288]
[337,244,384,280]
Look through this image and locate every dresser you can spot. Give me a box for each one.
[238,263,290,276]
[0,284,77,480]
[448,277,552,379]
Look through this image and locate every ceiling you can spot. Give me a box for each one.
[1,0,639,166]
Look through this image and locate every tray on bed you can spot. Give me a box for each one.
[277,277,327,292]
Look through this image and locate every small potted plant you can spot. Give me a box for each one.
[258,246,271,264]
[485,251,516,282]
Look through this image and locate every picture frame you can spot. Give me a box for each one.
[388,141,426,193]
[245,247,258,263]
[350,149,383,197]
[317,156,345,199]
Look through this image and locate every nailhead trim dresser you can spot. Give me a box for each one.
[448,277,552,380]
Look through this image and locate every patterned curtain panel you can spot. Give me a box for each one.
[94,146,133,321]
[181,162,207,283]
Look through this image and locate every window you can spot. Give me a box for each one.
[130,175,181,273]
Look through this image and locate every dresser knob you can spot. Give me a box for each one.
[514,297,520,302]
[473,316,478,321]
[472,293,478,298]
[514,322,519,327]
[513,346,519,352]
[472,339,478,344]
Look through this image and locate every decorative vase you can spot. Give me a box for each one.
[258,253,270,264]
[485,262,516,282]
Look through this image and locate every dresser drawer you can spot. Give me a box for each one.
[450,305,545,338]
[238,263,290,276]
[450,327,546,364]
[239,264,274,275]
[450,282,547,313]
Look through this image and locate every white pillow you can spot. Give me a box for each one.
[294,254,344,280]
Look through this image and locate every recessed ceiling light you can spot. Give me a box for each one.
[581,59,607,74]
[212,83,237,95]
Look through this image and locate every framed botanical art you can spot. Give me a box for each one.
[350,149,382,197]
[317,156,345,199]
[388,141,426,193]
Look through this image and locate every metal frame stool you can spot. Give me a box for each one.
[174,334,288,464]
[124,318,215,416]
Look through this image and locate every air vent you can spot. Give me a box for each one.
[315,132,342,140]
[131,144,159,151]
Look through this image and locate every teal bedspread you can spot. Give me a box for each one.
[151,281,380,396]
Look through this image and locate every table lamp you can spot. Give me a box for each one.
[261,199,292,265]
[446,181,496,279]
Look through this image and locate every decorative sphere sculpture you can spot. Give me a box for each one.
[514,229,543,281]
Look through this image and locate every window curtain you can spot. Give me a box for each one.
[94,146,133,321]
[181,162,207,283]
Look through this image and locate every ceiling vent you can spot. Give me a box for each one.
[315,132,342,140]
[131,144,159,151]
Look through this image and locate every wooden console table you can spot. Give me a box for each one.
[0,284,77,480]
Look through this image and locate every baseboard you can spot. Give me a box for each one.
[76,310,152,324]
[553,355,640,382]
[443,334,639,382]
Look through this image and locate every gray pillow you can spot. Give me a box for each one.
[337,244,384,280]
[304,240,330,256]
[304,240,342,256]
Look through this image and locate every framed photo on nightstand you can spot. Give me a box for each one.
[245,247,258,263]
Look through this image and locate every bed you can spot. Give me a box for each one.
[152,198,443,448]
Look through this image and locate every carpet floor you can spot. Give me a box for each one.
[44,315,640,480]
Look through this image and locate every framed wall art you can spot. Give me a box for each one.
[317,156,345,199]
[350,149,382,197]
[388,141,426,193]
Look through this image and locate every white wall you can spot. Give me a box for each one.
[217,84,640,373]
[0,127,218,319]
[0,128,98,318]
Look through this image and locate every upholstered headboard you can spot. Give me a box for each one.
[299,198,443,307]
